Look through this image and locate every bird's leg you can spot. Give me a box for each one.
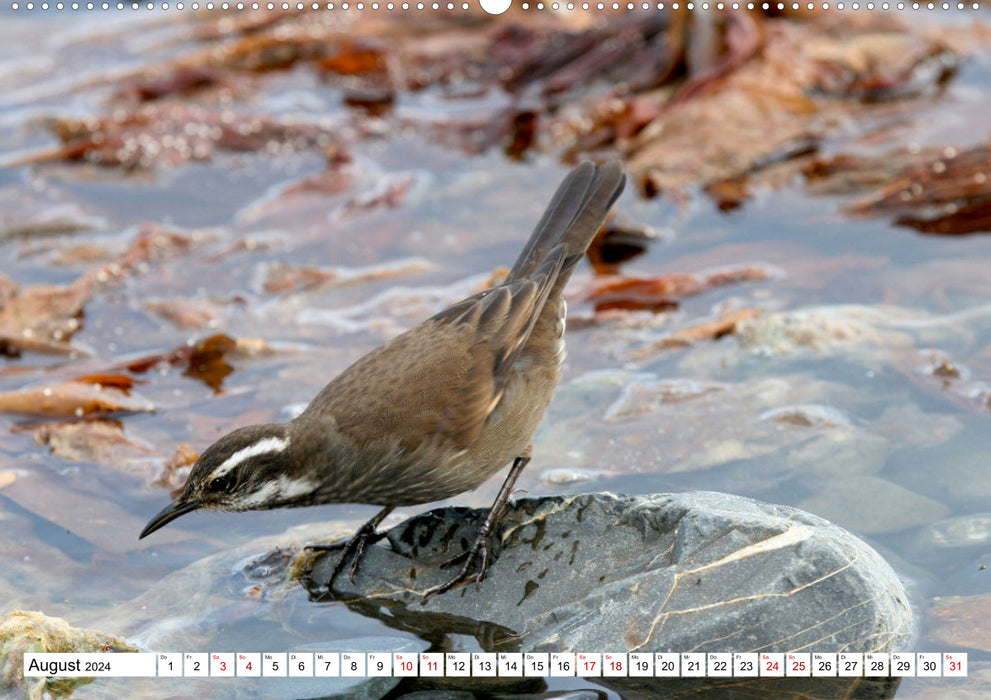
[423,456,530,597]
[307,505,394,584]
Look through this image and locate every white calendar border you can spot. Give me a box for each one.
[22,651,969,678]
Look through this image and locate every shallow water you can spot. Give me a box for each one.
[2,8,991,700]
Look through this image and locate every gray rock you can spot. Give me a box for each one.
[915,513,991,549]
[798,476,949,535]
[301,492,914,659]
[596,676,901,699]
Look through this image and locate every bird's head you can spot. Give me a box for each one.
[139,423,312,539]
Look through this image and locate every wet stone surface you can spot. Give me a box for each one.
[302,492,915,659]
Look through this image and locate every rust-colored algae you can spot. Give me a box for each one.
[585,265,771,314]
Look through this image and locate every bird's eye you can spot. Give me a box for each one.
[209,474,234,492]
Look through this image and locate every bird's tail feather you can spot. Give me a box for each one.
[506,161,626,295]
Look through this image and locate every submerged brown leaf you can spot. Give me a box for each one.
[231,157,415,228]
[183,334,237,392]
[843,143,991,235]
[897,203,991,236]
[626,16,960,199]
[586,215,661,275]
[0,224,197,357]
[207,31,335,72]
[0,282,88,356]
[669,10,764,104]
[505,109,538,160]
[803,148,947,196]
[262,263,337,294]
[33,419,151,464]
[276,148,355,197]
[48,243,114,267]
[0,274,16,306]
[116,65,238,103]
[320,39,390,76]
[0,379,153,417]
[153,443,199,497]
[71,374,139,392]
[494,12,677,99]
[28,103,339,169]
[0,182,108,240]
[633,307,764,356]
[125,333,273,393]
[105,223,194,273]
[703,177,752,212]
[25,8,984,205]
[338,176,412,218]
[805,31,955,102]
[585,264,772,313]
[261,257,430,295]
[144,298,221,330]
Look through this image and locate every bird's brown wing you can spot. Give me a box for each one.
[310,248,565,454]
[308,161,624,457]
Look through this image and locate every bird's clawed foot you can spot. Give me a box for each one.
[306,506,394,585]
[421,456,529,598]
[421,526,494,598]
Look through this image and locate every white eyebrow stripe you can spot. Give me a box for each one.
[240,475,317,509]
[209,436,290,480]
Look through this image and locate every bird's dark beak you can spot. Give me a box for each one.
[139,498,202,539]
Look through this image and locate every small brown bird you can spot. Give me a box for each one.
[140,161,626,595]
